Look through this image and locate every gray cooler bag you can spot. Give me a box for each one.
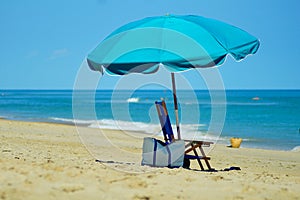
[141,137,184,167]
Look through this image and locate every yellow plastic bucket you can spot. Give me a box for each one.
[230,137,242,148]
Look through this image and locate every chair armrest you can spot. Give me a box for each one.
[183,139,213,146]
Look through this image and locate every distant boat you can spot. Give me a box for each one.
[252,97,260,100]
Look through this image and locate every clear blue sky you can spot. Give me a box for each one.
[0,0,299,89]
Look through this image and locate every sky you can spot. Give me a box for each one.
[0,0,299,90]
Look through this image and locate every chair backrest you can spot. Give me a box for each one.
[155,100,175,144]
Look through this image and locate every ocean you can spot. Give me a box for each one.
[0,89,299,151]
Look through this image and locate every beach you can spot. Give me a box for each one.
[0,119,299,200]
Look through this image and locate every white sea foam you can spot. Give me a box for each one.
[291,146,300,152]
[88,119,218,140]
[50,117,210,135]
[50,117,241,143]
[126,97,139,103]
[49,117,95,125]
[88,119,161,134]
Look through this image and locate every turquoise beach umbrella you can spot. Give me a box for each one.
[87,14,260,139]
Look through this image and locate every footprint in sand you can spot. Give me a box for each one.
[185,177,196,182]
[53,184,85,193]
[129,181,148,189]
[211,175,224,181]
[133,194,150,200]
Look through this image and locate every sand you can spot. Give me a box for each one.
[0,119,299,200]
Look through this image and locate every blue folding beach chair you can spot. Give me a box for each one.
[155,100,213,170]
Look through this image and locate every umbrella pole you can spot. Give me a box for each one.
[171,73,181,140]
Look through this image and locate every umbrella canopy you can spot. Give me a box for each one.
[87,14,259,75]
[87,14,260,139]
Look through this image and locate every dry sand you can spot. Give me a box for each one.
[0,119,299,200]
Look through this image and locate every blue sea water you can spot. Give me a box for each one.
[0,89,299,151]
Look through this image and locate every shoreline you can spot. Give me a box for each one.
[0,117,298,152]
